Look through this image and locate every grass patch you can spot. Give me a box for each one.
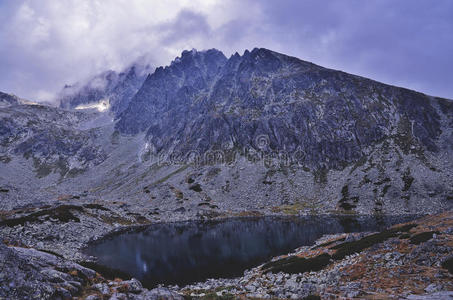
[271,202,311,215]
[233,211,263,217]
[409,231,439,245]
[331,223,417,260]
[261,223,420,276]
[99,215,134,226]
[262,253,331,274]
[399,233,411,239]
[0,205,83,227]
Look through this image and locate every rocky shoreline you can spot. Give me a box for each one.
[176,211,453,299]
[1,203,452,299]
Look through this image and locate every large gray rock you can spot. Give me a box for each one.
[0,243,95,299]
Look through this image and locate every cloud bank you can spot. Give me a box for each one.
[0,0,452,102]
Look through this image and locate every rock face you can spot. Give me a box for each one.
[59,60,152,116]
[0,243,185,300]
[0,243,96,299]
[117,48,451,170]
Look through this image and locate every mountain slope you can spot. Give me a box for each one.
[117,48,449,170]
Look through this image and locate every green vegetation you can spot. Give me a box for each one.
[331,224,417,260]
[262,253,331,274]
[0,205,83,227]
[271,201,315,215]
[409,231,438,245]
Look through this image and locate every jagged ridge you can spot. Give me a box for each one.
[116,48,451,169]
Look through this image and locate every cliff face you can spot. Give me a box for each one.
[116,48,449,169]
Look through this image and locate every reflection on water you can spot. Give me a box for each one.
[84,215,417,288]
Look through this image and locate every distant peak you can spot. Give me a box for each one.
[181,48,197,57]
[181,48,224,57]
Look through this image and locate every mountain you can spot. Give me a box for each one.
[117,48,450,169]
[0,48,452,217]
[58,59,153,116]
[1,48,453,300]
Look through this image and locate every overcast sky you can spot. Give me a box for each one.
[0,0,452,102]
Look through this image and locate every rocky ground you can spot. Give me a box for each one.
[1,207,452,299]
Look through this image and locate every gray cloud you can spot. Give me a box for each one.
[0,0,452,102]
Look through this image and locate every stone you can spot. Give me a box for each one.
[143,288,184,300]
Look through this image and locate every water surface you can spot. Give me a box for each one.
[84,215,417,288]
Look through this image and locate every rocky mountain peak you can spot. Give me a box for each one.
[116,48,452,171]
[58,59,153,116]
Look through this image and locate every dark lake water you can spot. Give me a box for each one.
[84,215,418,288]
